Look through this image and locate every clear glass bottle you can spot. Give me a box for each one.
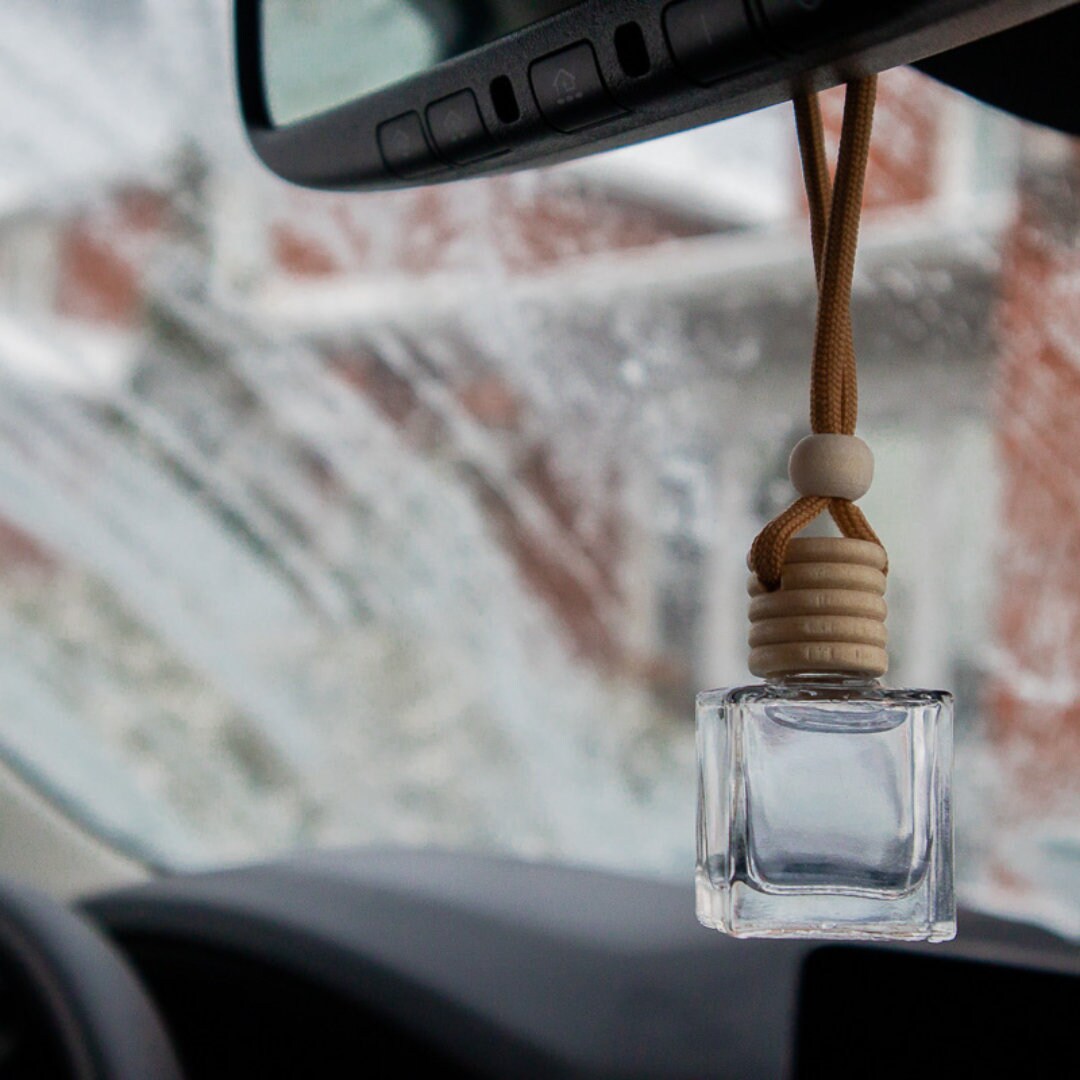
[696,676,955,941]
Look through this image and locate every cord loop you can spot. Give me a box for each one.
[748,79,887,590]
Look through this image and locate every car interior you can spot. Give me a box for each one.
[0,1,1078,1077]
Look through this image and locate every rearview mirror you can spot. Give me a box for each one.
[235,0,1072,191]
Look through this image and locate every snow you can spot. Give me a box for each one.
[560,109,793,226]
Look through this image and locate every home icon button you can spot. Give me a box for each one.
[530,42,625,133]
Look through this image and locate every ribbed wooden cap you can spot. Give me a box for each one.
[748,537,888,678]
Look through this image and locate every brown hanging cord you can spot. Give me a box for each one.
[749,78,886,592]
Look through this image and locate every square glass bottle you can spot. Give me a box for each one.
[696,677,955,941]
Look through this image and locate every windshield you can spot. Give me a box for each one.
[1,1,1077,938]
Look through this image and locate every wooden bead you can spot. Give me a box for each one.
[788,434,874,501]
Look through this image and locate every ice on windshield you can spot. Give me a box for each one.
[0,1,1076,937]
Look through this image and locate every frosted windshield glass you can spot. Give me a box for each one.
[0,1,1077,942]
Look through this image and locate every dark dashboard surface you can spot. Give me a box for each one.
[80,850,1080,1079]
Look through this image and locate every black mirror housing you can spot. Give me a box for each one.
[235,0,1075,192]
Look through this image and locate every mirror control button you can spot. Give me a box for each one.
[427,91,499,165]
[757,0,875,50]
[377,113,444,179]
[663,0,768,85]
[530,43,625,133]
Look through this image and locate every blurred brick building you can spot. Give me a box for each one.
[990,140,1080,808]
[8,59,1078,768]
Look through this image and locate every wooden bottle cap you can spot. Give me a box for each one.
[748,588,887,622]
[748,536,888,678]
[780,561,886,595]
[781,536,886,569]
[749,641,889,677]
[748,614,888,648]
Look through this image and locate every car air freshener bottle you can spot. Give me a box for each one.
[696,537,955,941]
[696,80,955,941]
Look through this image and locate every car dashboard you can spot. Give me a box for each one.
[69,851,1080,1078]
